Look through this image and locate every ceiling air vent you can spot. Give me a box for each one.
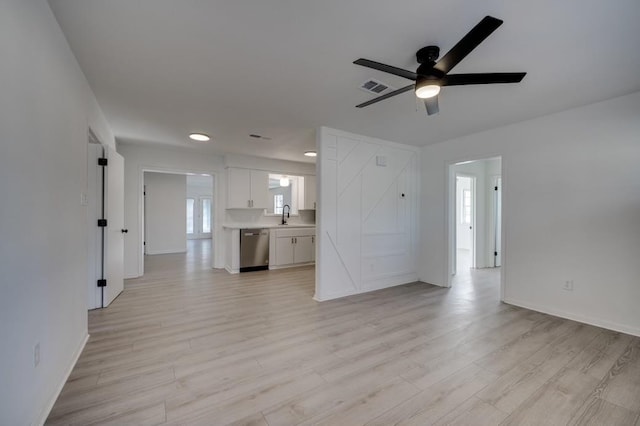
[360,79,394,95]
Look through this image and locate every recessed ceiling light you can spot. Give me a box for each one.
[189,133,210,142]
[304,151,317,157]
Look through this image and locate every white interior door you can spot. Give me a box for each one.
[494,177,502,267]
[104,146,125,306]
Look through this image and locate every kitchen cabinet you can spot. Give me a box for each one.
[270,227,316,268]
[294,235,314,263]
[274,236,295,265]
[275,234,314,265]
[303,175,316,210]
[227,168,268,209]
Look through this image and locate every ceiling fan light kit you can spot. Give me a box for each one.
[415,82,440,99]
[354,15,526,116]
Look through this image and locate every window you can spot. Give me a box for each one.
[268,173,303,214]
[274,194,284,214]
[462,189,471,224]
[201,198,211,234]
[186,198,195,234]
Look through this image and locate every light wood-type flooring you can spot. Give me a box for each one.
[47,240,640,425]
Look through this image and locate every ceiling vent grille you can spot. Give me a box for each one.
[360,79,394,95]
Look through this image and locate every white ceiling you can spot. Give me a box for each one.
[49,0,640,163]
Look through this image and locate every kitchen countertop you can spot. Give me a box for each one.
[222,223,316,229]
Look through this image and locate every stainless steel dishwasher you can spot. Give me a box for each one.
[239,228,269,272]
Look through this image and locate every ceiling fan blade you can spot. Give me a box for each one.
[434,16,503,74]
[354,58,417,81]
[424,96,439,115]
[443,72,526,86]
[356,84,415,108]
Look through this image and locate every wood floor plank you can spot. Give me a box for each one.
[265,357,419,425]
[568,397,638,426]
[433,396,509,426]
[366,364,497,426]
[477,322,602,414]
[45,240,640,426]
[297,377,421,426]
[597,339,640,412]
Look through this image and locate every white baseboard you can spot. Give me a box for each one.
[314,274,419,302]
[269,262,315,271]
[145,249,187,255]
[503,297,640,338]
[35,333,89,426]
[224,265,239,274]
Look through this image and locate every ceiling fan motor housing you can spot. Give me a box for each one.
[416,45,440,64]
[416,46,445,79]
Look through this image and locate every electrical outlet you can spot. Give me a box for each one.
[34,343,40,367]
[563,280,574,291]
[80,192,88,206]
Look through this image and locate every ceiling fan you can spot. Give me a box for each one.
[353,16,526,115]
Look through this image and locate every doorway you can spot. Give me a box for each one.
[448,157,503,291]
[142,171,215,274]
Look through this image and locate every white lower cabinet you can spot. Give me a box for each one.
[271,227,316,268]
[294,235,314,264]
[275,236,295,265]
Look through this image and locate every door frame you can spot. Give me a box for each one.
[137,166,222,276]
[446,156,506,301]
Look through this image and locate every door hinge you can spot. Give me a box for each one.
[98,158,108,166]
[494,251,498,256]
[98,219,107,227]
[97,279,107,287]
[494,186,498,191]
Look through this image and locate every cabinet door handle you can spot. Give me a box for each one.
[291,237,294,244]
[312,236,314,243]
[295,237,297,243]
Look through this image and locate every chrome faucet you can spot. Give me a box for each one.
[281,204,291,225]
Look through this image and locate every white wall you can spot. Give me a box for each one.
[225,153,316,175]
[144,173,187,254]
[420,91,640,336]
[316,127,420,301]
[0,1,114,424]
[117,144,226,277]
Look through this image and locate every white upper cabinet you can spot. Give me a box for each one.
[303,175,316,210]
[226,168,268,208]
[249,170,269,209]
